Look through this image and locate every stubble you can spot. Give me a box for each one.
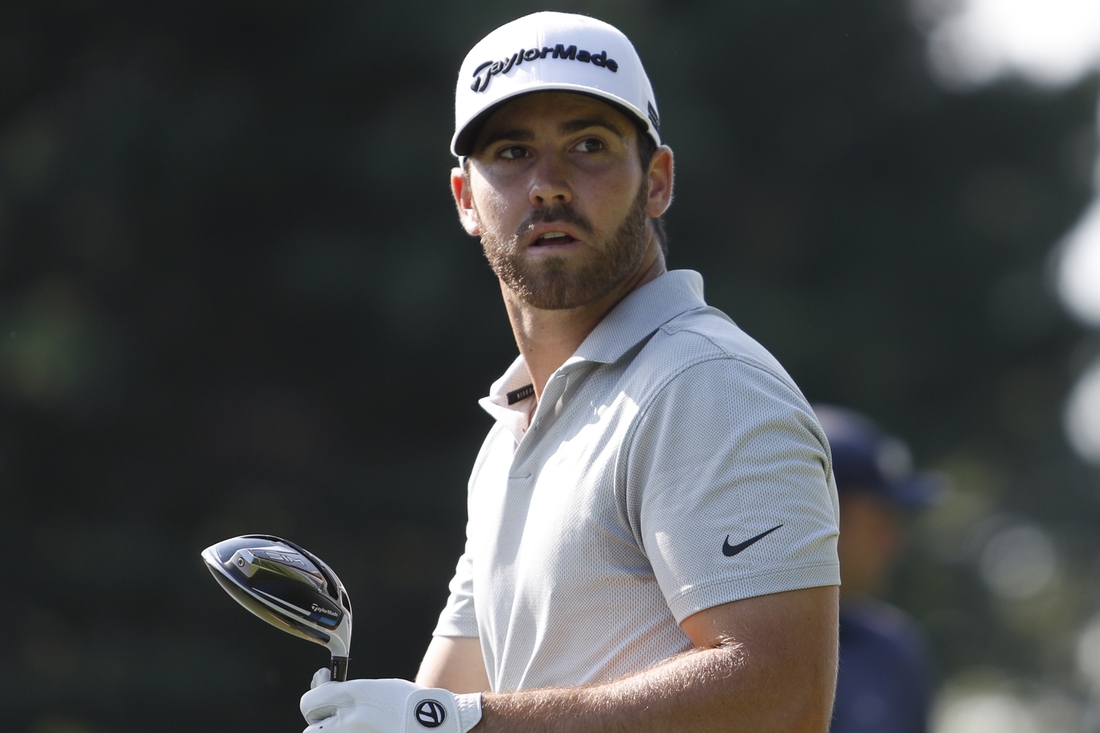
[477,178,651,311]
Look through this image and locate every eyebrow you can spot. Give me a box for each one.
[559,118,627,139]
[479,128,535,148]
[477,117,628,151]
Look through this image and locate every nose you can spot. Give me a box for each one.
[529,154,572,207]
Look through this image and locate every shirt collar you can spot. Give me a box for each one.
[480,355,538,441]
[478,270,708,439]
[571,269,706,365]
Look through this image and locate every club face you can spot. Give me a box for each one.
[202,535,352,661]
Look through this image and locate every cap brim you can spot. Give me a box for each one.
[451,85,658,157]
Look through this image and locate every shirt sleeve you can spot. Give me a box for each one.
[626,355,841,624]
[431,545,480,638]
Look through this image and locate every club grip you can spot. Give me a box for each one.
[330,655,349,682]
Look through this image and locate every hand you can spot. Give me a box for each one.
[301,668,483,733]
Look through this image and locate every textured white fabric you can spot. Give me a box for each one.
[300,672,482,733]
[432,269,840,693]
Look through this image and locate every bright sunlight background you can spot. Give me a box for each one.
[912,1,1100,730]
[915,0,1100,464]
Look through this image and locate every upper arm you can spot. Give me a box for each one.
[680,586,840,731]
[415,636,491,694]
[630,358,840,625]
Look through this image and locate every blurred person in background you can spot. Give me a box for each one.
[813,404,943,733]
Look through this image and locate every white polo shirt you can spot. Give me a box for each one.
[433,270,840,692]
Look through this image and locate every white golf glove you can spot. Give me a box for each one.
[301,668,483,733]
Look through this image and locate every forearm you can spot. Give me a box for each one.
[302,590,837,733]
[477,639,835,733]
[417,636,491,693]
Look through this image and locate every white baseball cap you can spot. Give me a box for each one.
[451,12,661,157]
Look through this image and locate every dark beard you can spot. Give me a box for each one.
[478,178,651,310]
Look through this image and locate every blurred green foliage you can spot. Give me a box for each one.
[1,1,1098,732]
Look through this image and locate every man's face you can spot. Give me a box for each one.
[456,92,657,311]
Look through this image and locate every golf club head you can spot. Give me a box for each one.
[201,534,352,681]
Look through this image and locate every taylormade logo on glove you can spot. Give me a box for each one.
[300,668,483,733]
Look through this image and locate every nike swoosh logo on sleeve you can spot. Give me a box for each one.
[722,524,784,557]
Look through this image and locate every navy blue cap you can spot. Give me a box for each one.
[813,404,945,508]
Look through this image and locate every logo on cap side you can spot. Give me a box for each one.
[471,43,619,93]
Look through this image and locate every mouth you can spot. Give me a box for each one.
[530,231,580,249]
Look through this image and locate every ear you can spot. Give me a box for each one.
[451,166,481,236]
[645,146,674,218]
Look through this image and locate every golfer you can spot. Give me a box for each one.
[301,12,841,733]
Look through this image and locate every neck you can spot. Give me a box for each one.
[504,246,666,401]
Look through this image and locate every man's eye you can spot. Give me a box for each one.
[574,138,605,153]
[499,146,529,160]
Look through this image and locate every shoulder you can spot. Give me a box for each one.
[622,305,816,436]
[618,308,832,495]
[638,304,804,397]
